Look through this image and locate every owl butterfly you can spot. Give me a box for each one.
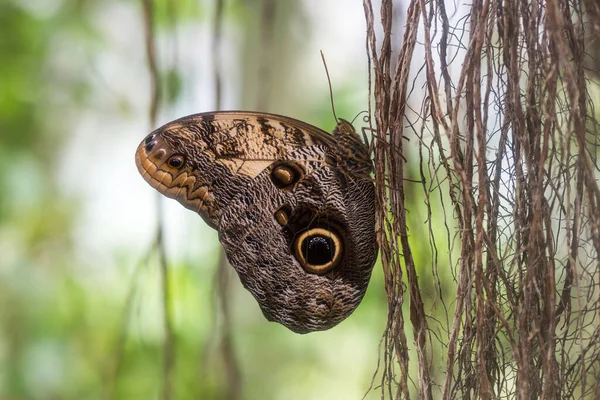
[135,111,377,333]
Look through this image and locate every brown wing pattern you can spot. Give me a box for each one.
[218,146,377,333]
[135,112,334,227]
[135,111,377,333]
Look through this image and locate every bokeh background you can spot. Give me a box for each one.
[0,0,449,398]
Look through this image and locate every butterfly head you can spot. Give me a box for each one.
[332,119,373,177]
[334,118,360,138]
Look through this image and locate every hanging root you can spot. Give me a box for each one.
[364,0,600,398]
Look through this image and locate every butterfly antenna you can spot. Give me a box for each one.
[351,110,369,125]
[320,50,338,123]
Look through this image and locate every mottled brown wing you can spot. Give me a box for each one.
[218,145,377,333]
[135,112,339,228]
[135,111,377,333]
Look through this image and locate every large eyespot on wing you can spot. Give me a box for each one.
[217,145,378,334]
[293,226,344,275]
[135,111,336,228]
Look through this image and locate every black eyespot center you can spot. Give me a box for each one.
[145,134,155,144]
[168,155,184,168]
[293,226,344,274]
[302,234,335,266]
[145,141,156,152]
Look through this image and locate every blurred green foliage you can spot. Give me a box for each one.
[0,1,456,399]
[0,1,87,396]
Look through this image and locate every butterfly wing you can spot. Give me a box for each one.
[135,111,377,332]
[218,145,377,333]
[135,111,336,228]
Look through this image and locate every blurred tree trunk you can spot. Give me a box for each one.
[239,0,308,113]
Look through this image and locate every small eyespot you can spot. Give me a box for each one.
[293,227,343,274]
[168,155,184,168]
[154,149,166,160]
[144,134,155,144]
[274,205,291,226]
[270,163,303,189]
[145,141,156,151]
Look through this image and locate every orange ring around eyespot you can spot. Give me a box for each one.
[293,227,343,274]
